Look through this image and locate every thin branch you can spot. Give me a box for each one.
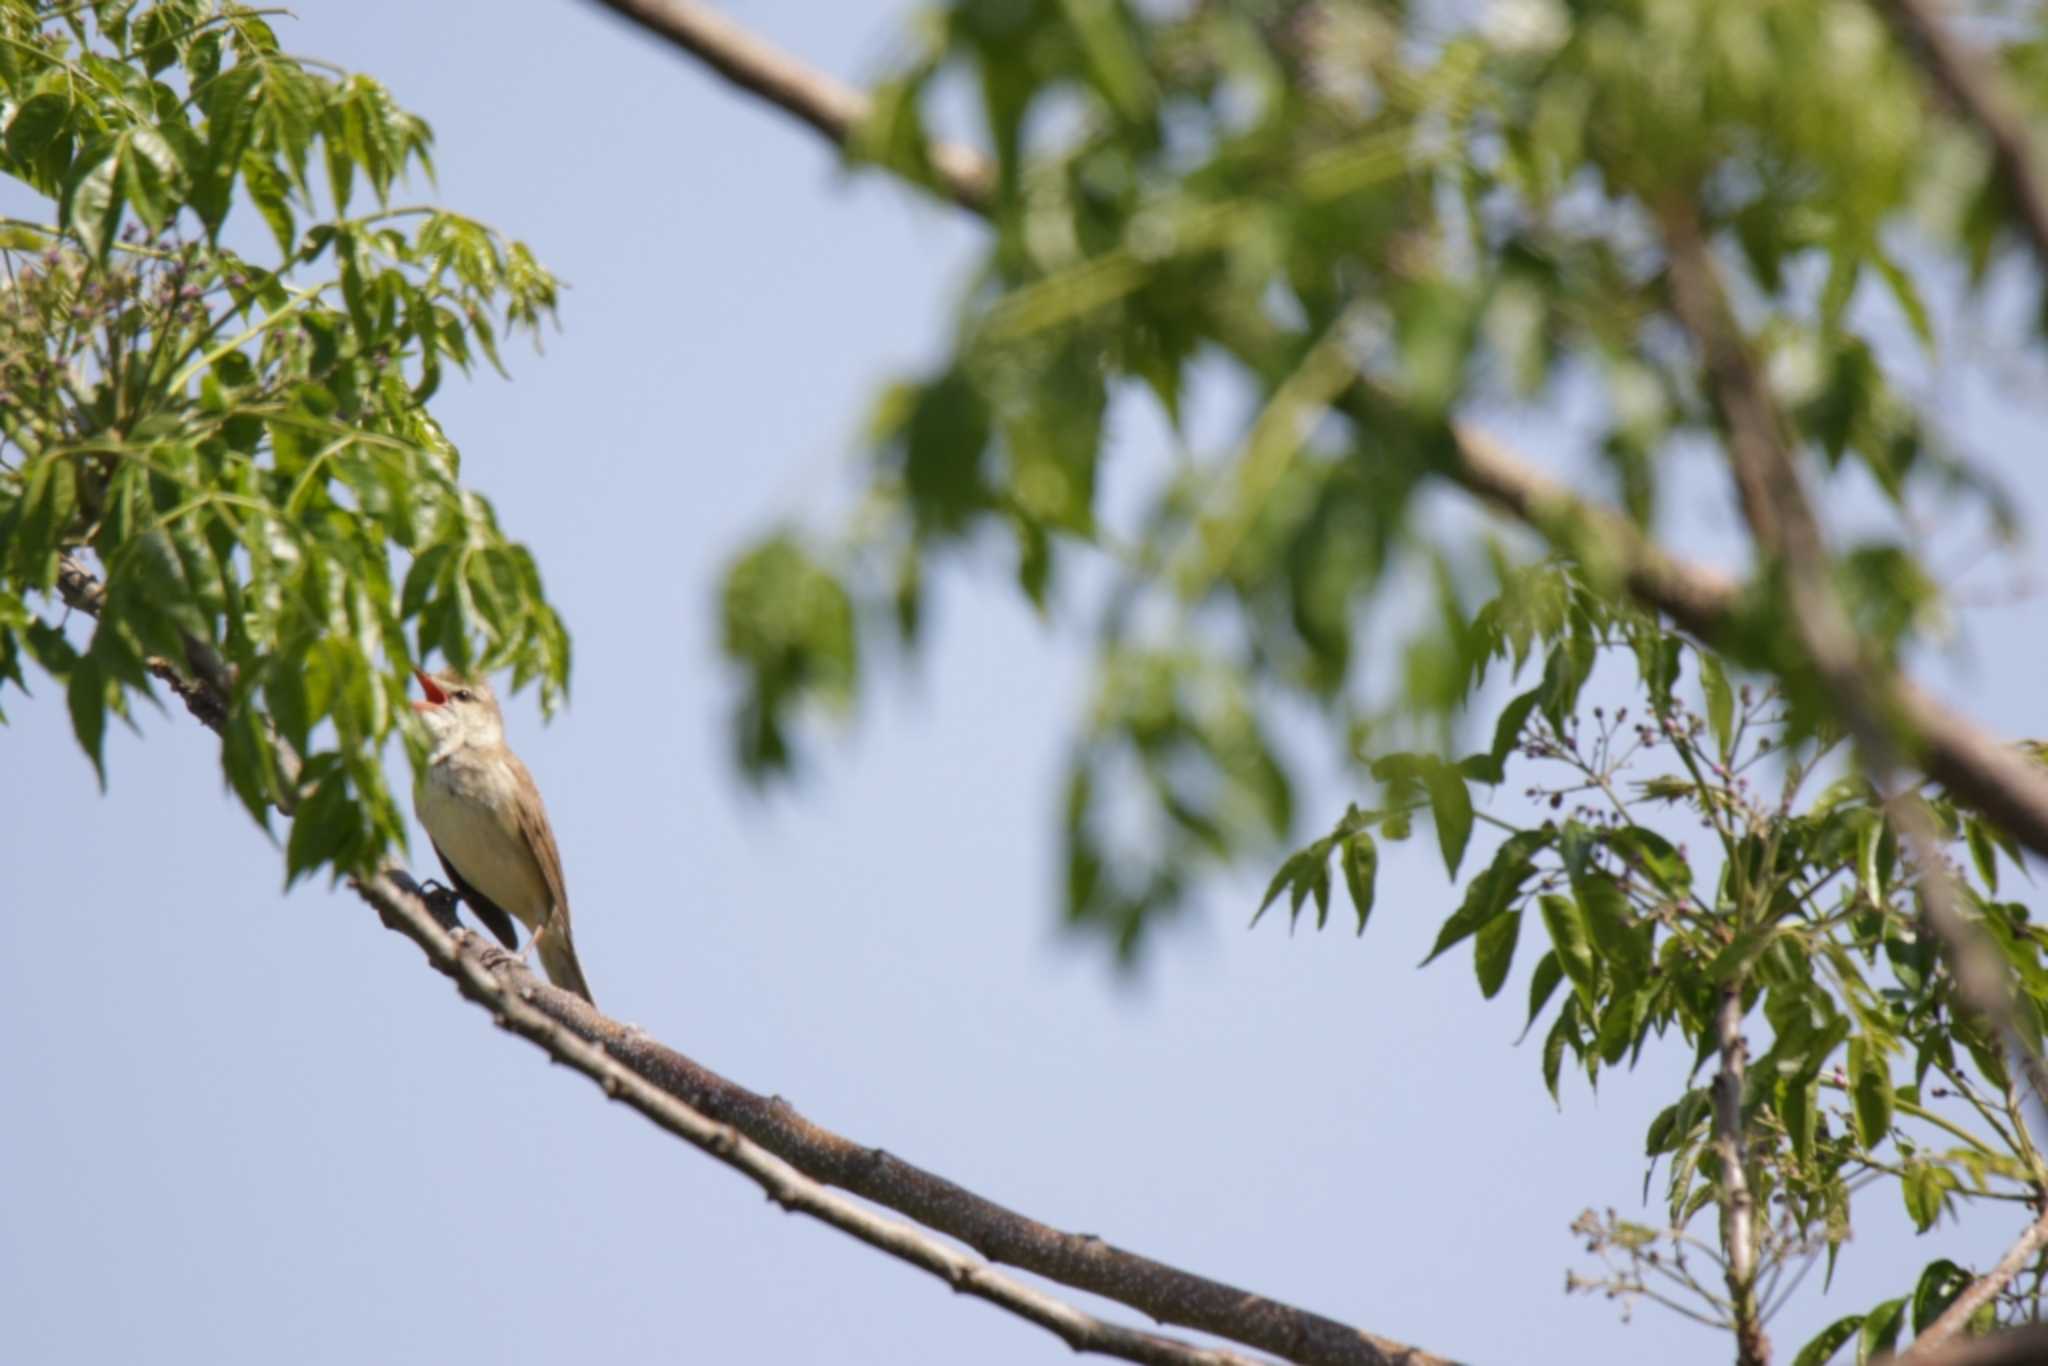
[1903,1205,2048,1357]
[582,0,993,211]
[49,553,1451,1366]
[1875,0,2048,284]
[1654,199,2048,1119]
[581,0,2048,875]
[1711,984,1769,1366]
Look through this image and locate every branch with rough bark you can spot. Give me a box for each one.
[49,552,1448,1366]
[577,0,2048,878]
[354,872,1281,1366]
[1876,0,2048,284]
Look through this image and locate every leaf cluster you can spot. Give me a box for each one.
[0,0,567,882]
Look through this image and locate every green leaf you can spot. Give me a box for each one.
[1425,760,1474,878]
[1422,827,1548,964]
[1698,653,1733,759]
[1871,247,1934,352]
[1645,1089,1705,1156]
[1592,983,1644,1064]
[1254,845,1319,926]
[1542,999,1577,1101]
[118,125,182,232]
[1779,1073,1818,1168]
[1575,871,1650,989]
[63,143,123,261]
[1605,825,1691,893]
[1341,832,1377,934]
[1965,818,1999,893]
[5,91,72,164]
[1524,950,1563,1038]
[284,766,355,885]
[1900,1161,1956,1233]
[66,654,108,788]
[1854,810,1886,909]
[1908,1259,1972,1335]
[1467,687,1538,785]
[1790,1314,1862,1366]
[1474,910,1521,1000]
[1857,1297,1907,1363]
[1540,893,1598,1010]
[1848,1037,1893,1150]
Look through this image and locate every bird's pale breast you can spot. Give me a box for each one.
[415,753,552,932]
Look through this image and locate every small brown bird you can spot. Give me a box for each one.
[410,668,595,1004]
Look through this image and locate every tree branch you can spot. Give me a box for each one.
[1655,197,2048,1121]
[48,549,1449,1366]
[583,0,993,211]
[355,871,1279,1366]
[1711,984,1768,1366]
[1903,1204,2048,1357]
[57,552,232,735]
[1875,0,2048,284]
[579,0,2048,877]
[1891,1323,2048,1366]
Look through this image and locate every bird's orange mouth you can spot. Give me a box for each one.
[411,668,447,711]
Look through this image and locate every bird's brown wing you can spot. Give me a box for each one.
[431,840,522,952]
[508,752,596,1005]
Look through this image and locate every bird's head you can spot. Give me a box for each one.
[411,668,505,751]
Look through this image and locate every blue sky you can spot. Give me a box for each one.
[6,3,2048,1364]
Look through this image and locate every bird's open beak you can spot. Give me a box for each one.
[411,668,447,712]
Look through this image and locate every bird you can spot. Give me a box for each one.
[410,668,595,1004]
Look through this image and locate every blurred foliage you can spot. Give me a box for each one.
[0,0,566,882]
[709,0,2048,1356]
[722,0,2025,948]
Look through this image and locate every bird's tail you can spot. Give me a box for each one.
[535,922,596,1006]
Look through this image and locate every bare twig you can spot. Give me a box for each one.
[1902,1205,2048,1357]
[582,0,2048,873]
[50,554,1450,1366]
[1876,0,2048,283]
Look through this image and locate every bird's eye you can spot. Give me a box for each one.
[453,689,473,702]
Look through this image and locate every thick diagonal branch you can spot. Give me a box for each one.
[355,871,1276,1366]
[50,551,1446,1366]
[1876,0,2048,284]
[581,0,2048,873]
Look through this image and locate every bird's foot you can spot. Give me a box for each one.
[416,877,461,915]
[412,878,465,930]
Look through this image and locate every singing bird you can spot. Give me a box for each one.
[410,668,595,1004]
